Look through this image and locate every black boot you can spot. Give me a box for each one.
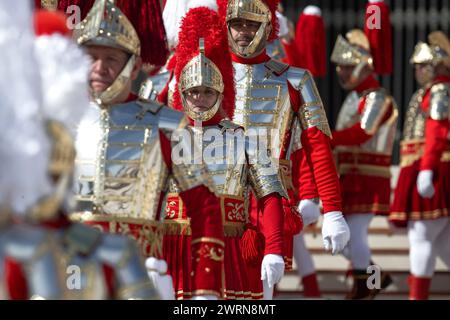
[369,270,393,299]
[345,270,373,300]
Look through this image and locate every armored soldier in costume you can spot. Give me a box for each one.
[163,7,288,300]
[70,0,230,300]
[0,2,69,300]
[1,3,158,300]
[390,32,450,300]
[216,0,349,298]
[329,0,396,299]
[35,7,158,300]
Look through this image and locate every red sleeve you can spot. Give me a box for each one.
[300,127,342,213]
[5,257,28,300]
[331,99,394,147]
[179,186,223,241]
[159,129,172,170]
[420,118,450,171]
[257,193,284,256]
[179,186,224,296]
[291,148,319,202]
[331,123,373,147]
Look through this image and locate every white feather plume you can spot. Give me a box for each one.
[0,1,52,214]
[163,0,218,49]
[34,34,91,137]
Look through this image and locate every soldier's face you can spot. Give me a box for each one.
[229,18,261,49]
[414,63,434,86]
[86,46,130,93]
[336,65,356,90]
[184,86,219,113]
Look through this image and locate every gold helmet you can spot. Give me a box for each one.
[410,42,435,65]
[74,0,141,105]
[331,29,374,83]
[178,39,225,121]
[223,0,275,58]
[174,7,235,122]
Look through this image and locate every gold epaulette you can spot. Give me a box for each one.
[264,59,290,76]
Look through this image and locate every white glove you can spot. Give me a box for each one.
[260,254,285,288]
[417,170,435,199]
[321,211,350,255]
[298,199,321,226]
[146,258,175,300]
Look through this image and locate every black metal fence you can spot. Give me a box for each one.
[281,0,450,164]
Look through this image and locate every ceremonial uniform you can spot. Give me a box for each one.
[390,33,450,300]
[163,7,287,300]
[329,0,395,299]
[217,0,348,298]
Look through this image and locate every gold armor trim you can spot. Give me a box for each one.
[191,237,225,248]
[74,0,140,56]
[295,71,332,138]
[226,0,272,58]
[360,90,392,135]
[402,88,427,141]
[30,120,75,223]
[264,59,290,76]
[40,0,58,10]
[248,162,288,200]
[429,83,450,120]
[390,208,449,222]
[410,42,435,65]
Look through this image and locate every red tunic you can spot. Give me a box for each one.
[331,75,395,215]
[390,77,450,227]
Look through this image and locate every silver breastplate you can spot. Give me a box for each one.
[171,121,287,201]
[172,124,248,198]
[74,101,184,222]
[336,90,398,154]
[232,62,295,159]
[403,88,427,141]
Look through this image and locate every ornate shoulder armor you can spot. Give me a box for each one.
[360,89,393,135]
[287,68,332,138]
[95,234,159,300]
[429,83,450,120]
[245,135,289,200]
[2,224,65,299]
